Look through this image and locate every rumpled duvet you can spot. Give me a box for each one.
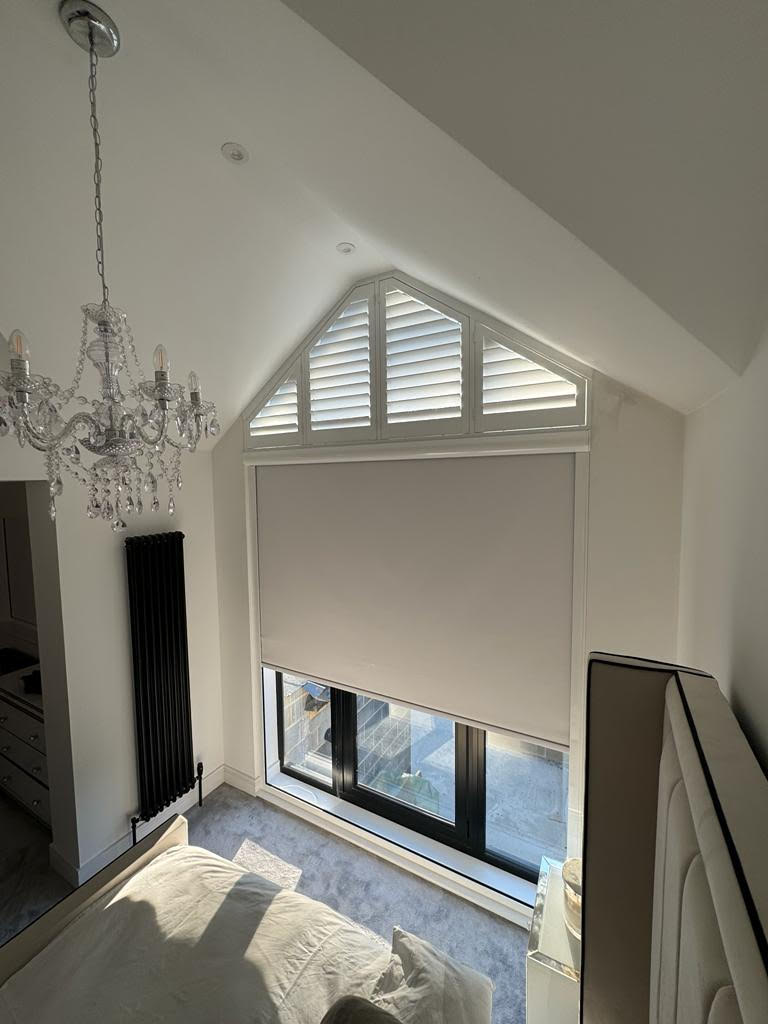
[0,845,391,1023]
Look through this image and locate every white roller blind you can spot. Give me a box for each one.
[256,455,575,745]
[385,288,462,423]
[309,296,371,431]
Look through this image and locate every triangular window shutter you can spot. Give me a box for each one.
[382,282,467,436]
[249,370,299,441]
[309,291,373,436]
[475,329,587,431]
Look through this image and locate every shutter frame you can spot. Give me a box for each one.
[473,324,588,433]
[378,277,470,439]
[306,283,377,446]
[247,360,302,447]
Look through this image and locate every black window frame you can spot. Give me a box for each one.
[273,670,552,883]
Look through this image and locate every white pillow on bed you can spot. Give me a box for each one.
[371,928,493,1024]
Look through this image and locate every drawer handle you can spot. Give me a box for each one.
[32,765,42,775]
[1,775,11,784]
[29,734,39,743]
[0,745,9,753]
[31,799,40,807]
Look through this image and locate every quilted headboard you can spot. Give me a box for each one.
[581,655,768,1024]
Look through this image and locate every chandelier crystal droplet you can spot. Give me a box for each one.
[0,4,218,529]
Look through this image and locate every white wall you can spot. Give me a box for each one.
[587,375,684,662]
[213,421,259,789]
[0,444,224,879]
[678,332,768,772]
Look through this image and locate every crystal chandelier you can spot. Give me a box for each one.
[0,2,219,531]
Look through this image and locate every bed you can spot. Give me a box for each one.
[0,815,492,1023]
[581,654,768,1024]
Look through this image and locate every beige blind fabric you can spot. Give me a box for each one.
[256,454,575,745]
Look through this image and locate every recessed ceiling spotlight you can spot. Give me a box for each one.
[221,142,249,164]
[336,241,356,255]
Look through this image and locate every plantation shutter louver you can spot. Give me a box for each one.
[482,337,577,415]
[309,295,372,432]
[249,375,299,439]
[385,286,464,427]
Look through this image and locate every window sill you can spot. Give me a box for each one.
[259,769,535,929]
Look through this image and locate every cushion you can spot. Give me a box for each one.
[371,928,493,1024]
[320,996,402,1023]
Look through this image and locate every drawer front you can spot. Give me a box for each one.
[0,753,50,825]
[0,725,47,784]
[0,700,45,753]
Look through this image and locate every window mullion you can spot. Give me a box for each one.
[466,726,486,855]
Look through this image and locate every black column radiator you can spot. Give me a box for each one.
[125,531,202,844]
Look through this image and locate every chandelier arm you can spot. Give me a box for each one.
[18,407,101,450]
[120,408,169,447]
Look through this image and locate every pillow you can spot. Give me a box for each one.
[321,995,402,1023]
[371,928,493,1024]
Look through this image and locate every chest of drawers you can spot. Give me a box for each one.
[0,691,49,826]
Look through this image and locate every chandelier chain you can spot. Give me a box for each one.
[88,38,109,307]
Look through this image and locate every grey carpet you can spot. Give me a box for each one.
[188,784,527,1023]
[0,791,72,947]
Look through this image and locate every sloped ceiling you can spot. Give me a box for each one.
[0,0,740,441]
[283,0,768,377]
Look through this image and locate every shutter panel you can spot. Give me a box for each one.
[385,287,463,424]
[249,375,299,439]
[482,337,578,415]
[309,296,371,431]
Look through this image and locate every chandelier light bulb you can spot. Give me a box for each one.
[188,370,200,394]
[153,344,169,373]
[8,329,30,360]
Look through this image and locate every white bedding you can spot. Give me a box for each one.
[0,845,391,1024]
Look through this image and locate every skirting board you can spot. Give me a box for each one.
[51,764,226,887]
[223,765,260,795]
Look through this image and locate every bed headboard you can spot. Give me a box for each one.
[581,655,768,1024]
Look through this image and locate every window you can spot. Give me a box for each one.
[309,295,372,432]
[248,373,299,439]
[384,286,463,426]
[243,271,589,449]
[276,673,334,787]
[271,671,567,881]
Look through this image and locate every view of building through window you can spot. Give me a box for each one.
[280,673,333,785]
[276,672,567,872]
[356,696,456,822]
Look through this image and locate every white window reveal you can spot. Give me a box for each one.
[243,271,589,449]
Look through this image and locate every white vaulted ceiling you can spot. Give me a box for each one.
[283,0,768,379]
[0,0,754,438]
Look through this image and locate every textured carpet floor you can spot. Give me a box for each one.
[188,784,528,1023]
[0,792,72,947]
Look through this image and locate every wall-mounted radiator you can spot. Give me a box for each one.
[125,531,202,844]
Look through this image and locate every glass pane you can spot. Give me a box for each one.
[280,674,333,785]
[485,731,568,868]
[356,695,455,822]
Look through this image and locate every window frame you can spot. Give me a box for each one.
[273,670,553,883]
